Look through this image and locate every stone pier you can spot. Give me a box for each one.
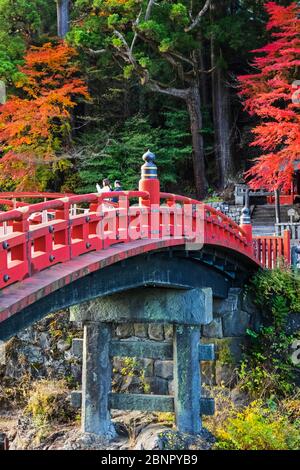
[70,287,215,438]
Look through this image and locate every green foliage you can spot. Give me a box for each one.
[214,400,300,450]
[169,4,189,26]
[65,0,284,197]
[0,0,290,195]
[113,356,150,394]
[239,268,300,398]
[0,0,56,84]
[77,111,192,193]
[251,268,300,319]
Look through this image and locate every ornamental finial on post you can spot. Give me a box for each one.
[240,206,251,225]
[141,150,157,180]
[240,188,253,243]
[240,188,251,225]
[139,149,160,206]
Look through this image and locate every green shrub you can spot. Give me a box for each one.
[25,379,76,426]
[251,267,300,320]
[239,268,300,398]
[214,400,300,450]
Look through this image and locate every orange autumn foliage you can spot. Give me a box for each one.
[0,42,89,190]
[238,2,300,192]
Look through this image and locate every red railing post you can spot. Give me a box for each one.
[139,150,160,207]
[139,150,160,239]
[283,229,291,265]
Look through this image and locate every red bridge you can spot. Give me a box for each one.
[0,151,291,341]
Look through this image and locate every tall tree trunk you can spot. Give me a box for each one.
[56,0,69,38]
[186,85,207,199]
[211,1,233,189]
[211,52,233,188]
[197,32,209,110]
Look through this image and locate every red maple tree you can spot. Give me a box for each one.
[239,1,300,192]
[0,42,89,190]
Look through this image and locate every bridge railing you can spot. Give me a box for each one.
[253,230,291,269]
[0,191,151,289]
[160,192,253,257]
[0,152,293,290]
[275,222,300,244]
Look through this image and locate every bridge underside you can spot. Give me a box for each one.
[0,240,259,341]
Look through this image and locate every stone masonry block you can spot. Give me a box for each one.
[164,324,173,340]
[202,318,223,339]
[154,360,173,380]
[134,323,148,338]
[222,310,250,337]
[148,324,164,341]
[144,377,169,395]
[214,288,242,316]
[115,324,135,338]
[70,287,213,326]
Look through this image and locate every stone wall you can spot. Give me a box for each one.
[112,288,262,393]
[0,288,263,401]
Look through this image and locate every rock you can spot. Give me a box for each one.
[201,362,216,387]
[112,410,156,440]
[202,318,223,338]
[242,291,259,315]
[45,359,68,377]
[61,431,110,450]
[9,416,37,450]
[134,425,215,450]
[5,359,25,379]
[230,388,250,409]
[112,357,124,372]
[39,332,50,350]
[16,328,37,343]
[154,360,173,380]
[57,339,70,352]
[286,313,300,335]
[120,375,141,393]
[148,324,164,341]
[139,358,154,377]
[222,310,250,337]
[134,323,148,338]
[21,345,44,365]
[215,362,237,387]
[144,377,169,395]
[216,337,246,364]
[134,424,171,450]
[70,363,82,383]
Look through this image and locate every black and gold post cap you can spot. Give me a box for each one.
[141,150,157,179]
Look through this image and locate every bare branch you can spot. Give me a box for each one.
[145,0,156,21]
[111,16,190,100]
[147,80,188,100]
[185,0,211,32]
[113,29,130,50]
[86,48,106,56]
[130,0,158,53]
[130,8,143,53]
